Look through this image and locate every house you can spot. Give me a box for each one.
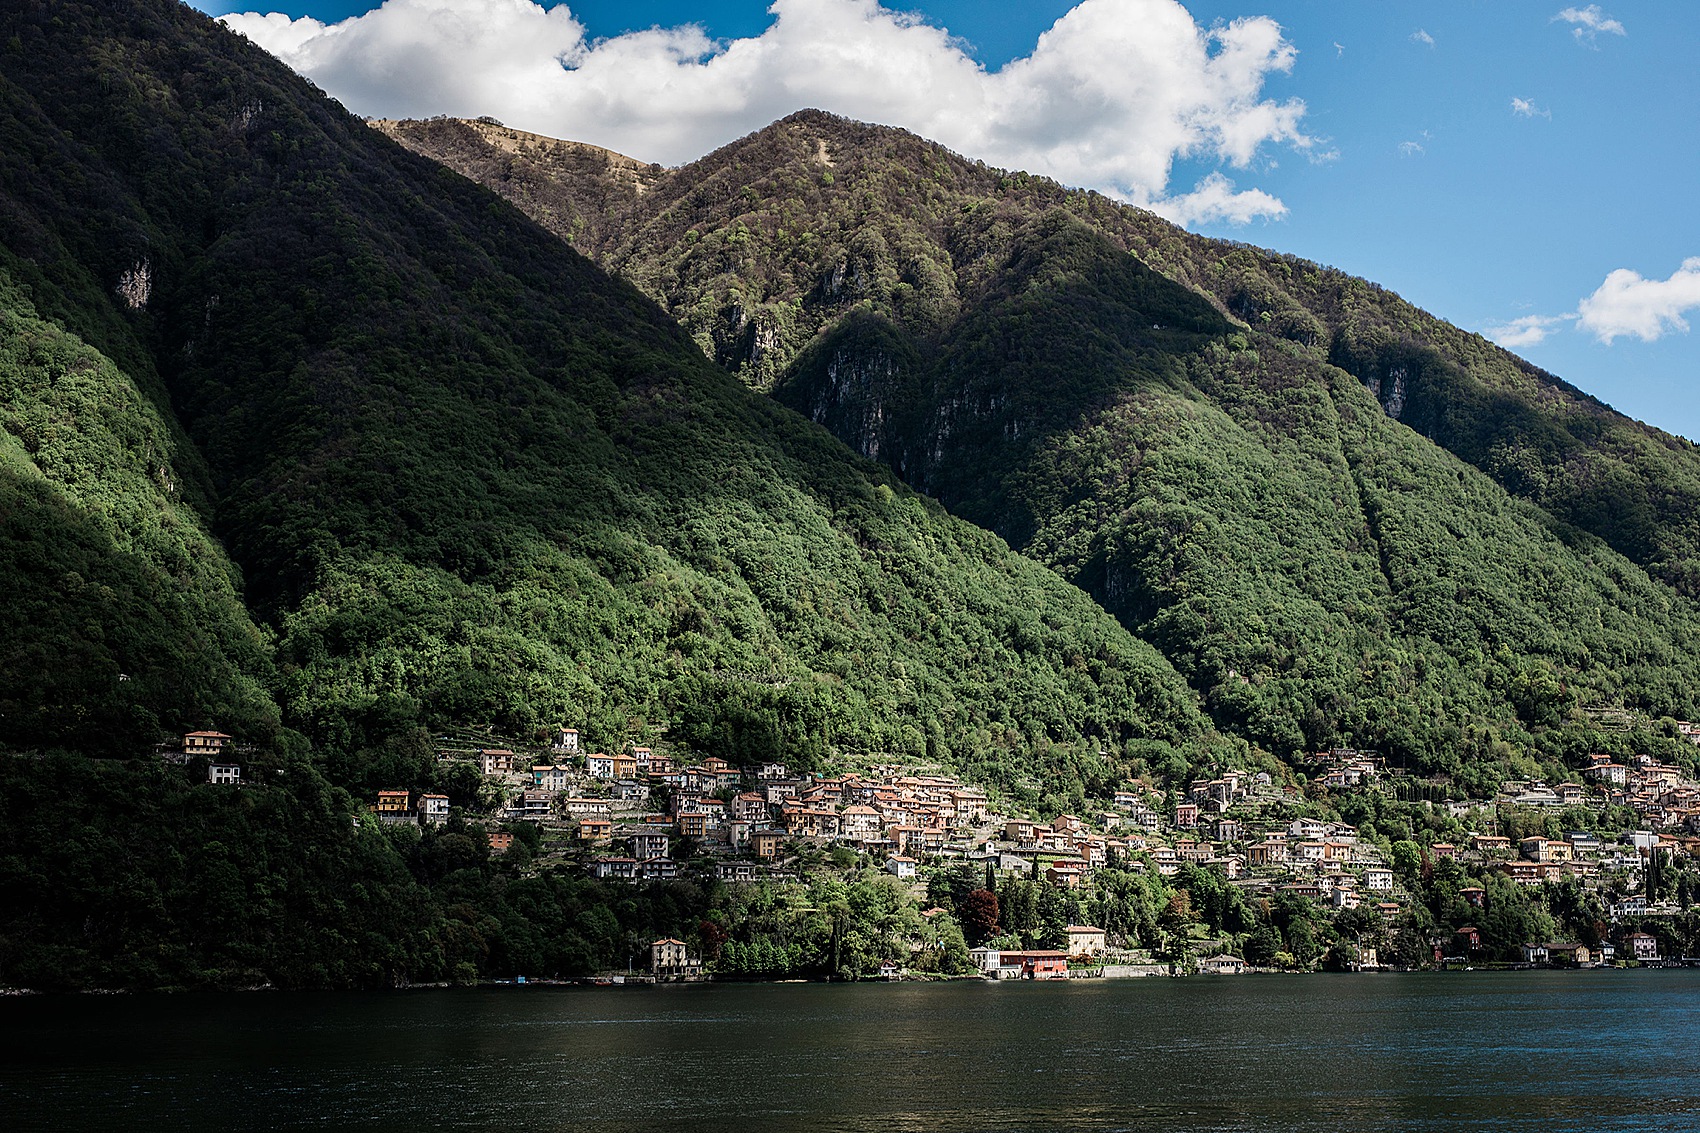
[1610,895,1648,920]
[418,794,450,825]
[1045,861,1090,888]
[184,730,233,757]
[207,762,243,786]
[969,945,1004,975]
[577,817,613,842]
[1363,867,1393,890]
[1003,950,1069,979]
[1248,840,1291,867]
[1566,832,1602,856]
[1471,834,1512,854]
[479,749,522,777]
[610,779,650,802]
[886,855,918,880]
[518,790,554,821]
[1501,861,1546,886]
[1455,925,1482,951]
[1586,763,1629,786]
[584,753,616,779]
[1209,855,1246,880]
[1214,818,1241,843]
[589,857,639,880]
[487,830,514,852]
[1545,942,1591,966]
[1460,886,1486,907]
[732,792,770,823]
[1330,888,1362,910]
[841,805,883,840]
[650,938,701,977]
[1174,803,1199,828]
[640,858,679,880]
[1004,818,1037,844]
[631,831,670,861]
[1066,925,1108,958]
[559,799,610,820]
[375,789,410,814]
[1625,931,1659,961]
[1520,837,1573,863]
[756,762,789,781]
[1376,901,1403,921]
[1289,818,1330,840]
[1521,942,1549,964]
[951,790,990,826]
[551,727,580,755]
[1430,842,1458,860]
[752,829,785,859]
[716,861,757,882]
[532,764,572,791]
[1555,782,1585,805]
[1200,954,1245,975]
[679,812,709,839]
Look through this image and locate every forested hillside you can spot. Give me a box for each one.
[382,112,1700,779]
[0,0,1224,797]
[0,0,1262,991]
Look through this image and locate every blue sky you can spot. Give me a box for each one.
[191,1,1699,441]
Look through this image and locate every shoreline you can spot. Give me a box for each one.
[7,961,1690,998]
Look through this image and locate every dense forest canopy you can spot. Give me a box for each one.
[2,1,1698,992]
[382,112,1700,775]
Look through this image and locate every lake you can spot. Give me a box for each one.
[4,971,1699,1131]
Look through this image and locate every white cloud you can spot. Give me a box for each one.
[219,0,1315,225]
[1577,258,1700,343]
[1510,97,1550,119]
[1554,6,1626,45]
[1150,172,1286,226]
[1398,140,1425,157]
[1484,313,1572,348]
[1410,29,1435,47]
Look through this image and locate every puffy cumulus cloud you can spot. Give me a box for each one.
[1510,97,1550,119]
[221,0,1315,225]
[1410,29,1435,47]
[1151,172,1285,226]
[1554,5,1626,45]
[1483,313,1572,349]
[1577,258,1700,343]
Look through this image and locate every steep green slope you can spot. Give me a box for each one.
[0,273,276,753]
[383,112,1700,597]
[381,112,1700,774]
[0,1,1219,806]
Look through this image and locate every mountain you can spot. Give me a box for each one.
[0,1,1222,802]
[0,0,1263,990]
[380,112,1700,781]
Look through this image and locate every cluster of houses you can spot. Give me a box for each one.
[178,715,1700,972]
[351,729,1700,925]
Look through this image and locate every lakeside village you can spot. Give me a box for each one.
[169,721,1700,982]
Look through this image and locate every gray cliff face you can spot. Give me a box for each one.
[1366,366,1408,420]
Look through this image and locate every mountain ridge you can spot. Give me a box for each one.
[378,109,1700,774]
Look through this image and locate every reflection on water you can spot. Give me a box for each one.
[4,971,1700,1132]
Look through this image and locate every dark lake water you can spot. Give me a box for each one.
[4,971,1699,1131]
